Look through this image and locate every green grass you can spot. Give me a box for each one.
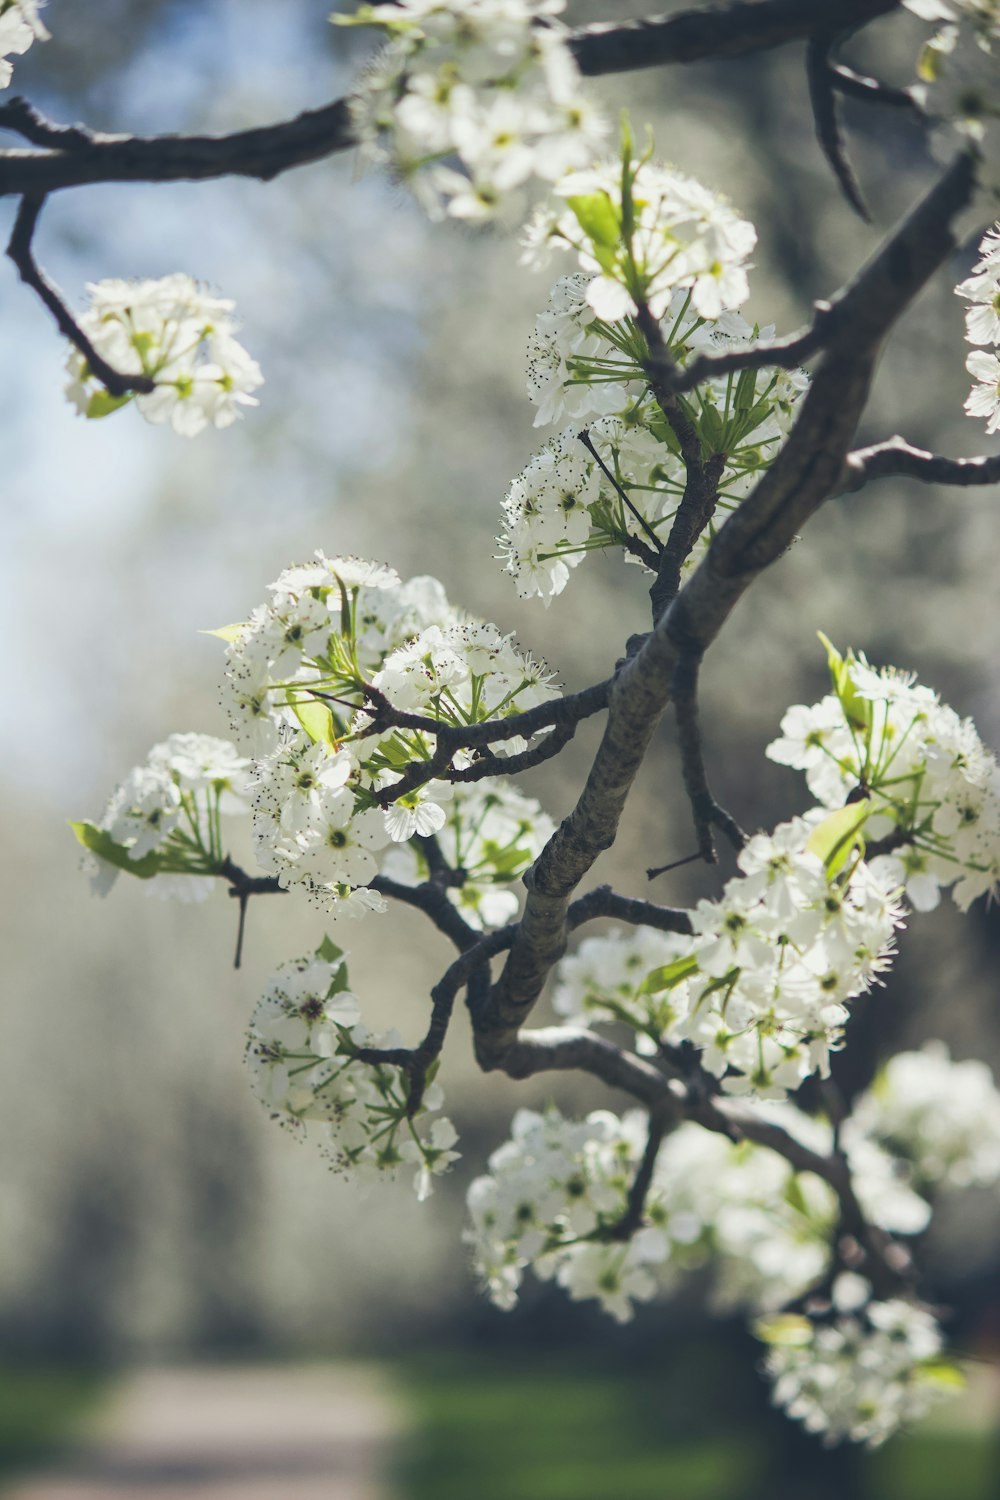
[392,1350,1000,1500]
[0,1365,106,1479]
[392,1351,767,1500]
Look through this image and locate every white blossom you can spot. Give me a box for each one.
[342,0,606,221]
[758,1298,961,1446]
[767,643,1000,912]
[64,274,263,435]
[0,0,48,89]
[845,1042,1000,1188]
[522,155,756,322]
[246,948,459,1197]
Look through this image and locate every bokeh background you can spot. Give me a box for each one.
[1,2,999,1496]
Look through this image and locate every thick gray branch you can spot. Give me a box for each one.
[475,153,977,1067]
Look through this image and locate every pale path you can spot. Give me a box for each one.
[3,1364,405,1500]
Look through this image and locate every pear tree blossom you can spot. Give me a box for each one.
[22,0,1000,1455]
[0,0,47,89]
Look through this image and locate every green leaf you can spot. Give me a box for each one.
[564,193,621,273]
[639,954,700,995]
[733,366,759,413]
[292,694,335,747]
[316,935,345,966]
[697,403,725,453]
[200,622,246,643]
[916,1361,966,1391]
[85,389,132,420]
[69,821,166,880]
[818,631,870,731]
[755,1314,813,1348]
[806,802,870,875]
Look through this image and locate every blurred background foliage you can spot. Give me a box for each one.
[1,0,999,1493]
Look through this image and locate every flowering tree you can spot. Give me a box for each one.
[6,0,1000,1449]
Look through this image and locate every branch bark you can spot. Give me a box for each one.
[474,151,978,1069]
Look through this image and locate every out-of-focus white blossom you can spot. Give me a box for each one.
[341,0,606,221]
[845,1042,1000,1189]
[64,275,263,435]
[758,1295,961,1446]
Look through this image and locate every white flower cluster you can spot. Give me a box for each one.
[221,553,557,917]
[499,277,808,602]
[957,224,1000,432]
[758,1289,960,1447]
[466,1107,672,1321]
[522,152,757,323]
[553,817,903,1100]
[73,733,250,901]
[0,0,48,89]
[380,778,555,928]
[341,0,606,221]
[846,1042,1000,1189]
[246,947,459,1199]
[65,275,263,436]
[468,1099,947,1328]
[767,641,1000,912]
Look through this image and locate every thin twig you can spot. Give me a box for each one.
[6,196,155,396]
[672,649,746,864]
[567,884,693,935]
[607,1107,671,1239]
[806,34,870,221]
[828,61,919,111]
[578,427,663,562]
[839,435,1000,492]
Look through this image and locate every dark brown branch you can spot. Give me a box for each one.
[0,4,903,200]
[839,435,1000,492]
[569,0,902,75]
[448,724,576,783]
[0,97,94,149]
[806,34,870,221]
[0,97,359,198]
[567,884,693,935]
[219,854,478,953]
[636,306,725,621]
[662,310,832,400]
[608,1107,671,1239]
[828,61,919,111]
[6,196,155,397]
[352,675,613,749]
[672,649,747,864]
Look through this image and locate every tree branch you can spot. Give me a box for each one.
[806,34,870,221]
[6,195,155,397]
[671,649,747,864]
[566,884,693,936]
[569,0,902,75]
[838,434,1000,492]
[474,152,978,1068]
[0,4,904,200]
[490,1024,912,1295]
